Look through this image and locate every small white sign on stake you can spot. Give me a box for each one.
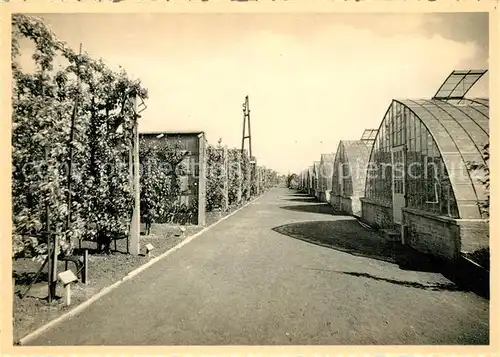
[145,243,154,257]
[58,270,78,306]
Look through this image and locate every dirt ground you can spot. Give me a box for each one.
[12,194,262,342]
[13,225,216,341]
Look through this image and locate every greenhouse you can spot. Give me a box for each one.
[312,161,321,198]
[330,129,376,217]
[360,69,489,262]
[307,166,314,196]
[317,153,336,203]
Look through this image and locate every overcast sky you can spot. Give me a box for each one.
[24,12,489,174]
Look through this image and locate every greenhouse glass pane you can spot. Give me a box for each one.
[433,70,487,100]
[421,126,428,156]
[427,132,434,159]
[415,120,421,152]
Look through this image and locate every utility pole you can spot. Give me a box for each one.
[241,95,257,195]
[241,95,252,160]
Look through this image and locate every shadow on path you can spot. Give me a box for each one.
[273,219,489,298]
[279,204,345,216]
[303,268,466,292]
[273,220,445,273]
[282,197,319,203]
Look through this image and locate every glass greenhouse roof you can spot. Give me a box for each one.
[396,98,489,219]
[361,129,377,141]
[433,70,487,100]
[320,153,336,165]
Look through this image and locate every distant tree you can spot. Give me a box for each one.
[287,173,299,189]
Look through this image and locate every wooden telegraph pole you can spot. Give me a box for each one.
[241,95,257,195]
[241,95,252,158]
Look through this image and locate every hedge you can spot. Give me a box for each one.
[139,137,197,234]
[206,140,228,211]
[12,14,148,259]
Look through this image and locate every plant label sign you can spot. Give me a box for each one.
[58,270,78,286]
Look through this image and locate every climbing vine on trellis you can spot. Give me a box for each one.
[227,148,244,206]
[139,137,196,232]
[12,14,148,259]
[206,139,228,211]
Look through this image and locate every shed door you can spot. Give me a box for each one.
[391,146,406,224]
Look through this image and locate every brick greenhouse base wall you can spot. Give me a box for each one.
[340,197,353,215]
[360,198,393,229]
[349,196,362,217]
[403,209,460,261]
[325,191,331,204]
[457,220,489,254]
[318,191,333,203]
[330,195,341,211]
[402,209,489,261]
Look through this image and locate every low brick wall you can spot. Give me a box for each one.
[330,194,341,211]
[329,195,362,217]
[339,196,352,215]
[350,196,362,218]
[325,190,331,203]
[402,209,489,262]
[360,198,393,229]
[457,220,489,254]
[403,208,460,261]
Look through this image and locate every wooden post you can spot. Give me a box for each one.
[65,284,71,306]
[65,43,82,244]
[44,147,58,302]
[197,133,206,226]
[51,234,58,299]
[237,159,242,204]
[83,249,88,284]
[222,146,228,212]
[129,94,140,255]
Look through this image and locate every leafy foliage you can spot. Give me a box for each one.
[206,139,228,211]
[259,167,279,191]
[287,173,299,189]
[12,14,147,259]
[241,151,252,200]
[227,149,244,206]
[139,136,197,230]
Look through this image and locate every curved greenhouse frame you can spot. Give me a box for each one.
[312,161,320,198]
[318,153,336,202]
[361,74,489,261]
[364,98,489,220]
[331,140,373,217]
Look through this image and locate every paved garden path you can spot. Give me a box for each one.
[28,187,489,345]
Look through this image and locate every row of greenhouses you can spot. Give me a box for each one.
[296,69,490,267]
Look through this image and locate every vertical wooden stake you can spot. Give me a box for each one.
[223,146,228,212]
[129,94,140,256]
[197,133,207,226]
[51,235,58,299]
[65,284,71,306]
[83,249,88,285]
